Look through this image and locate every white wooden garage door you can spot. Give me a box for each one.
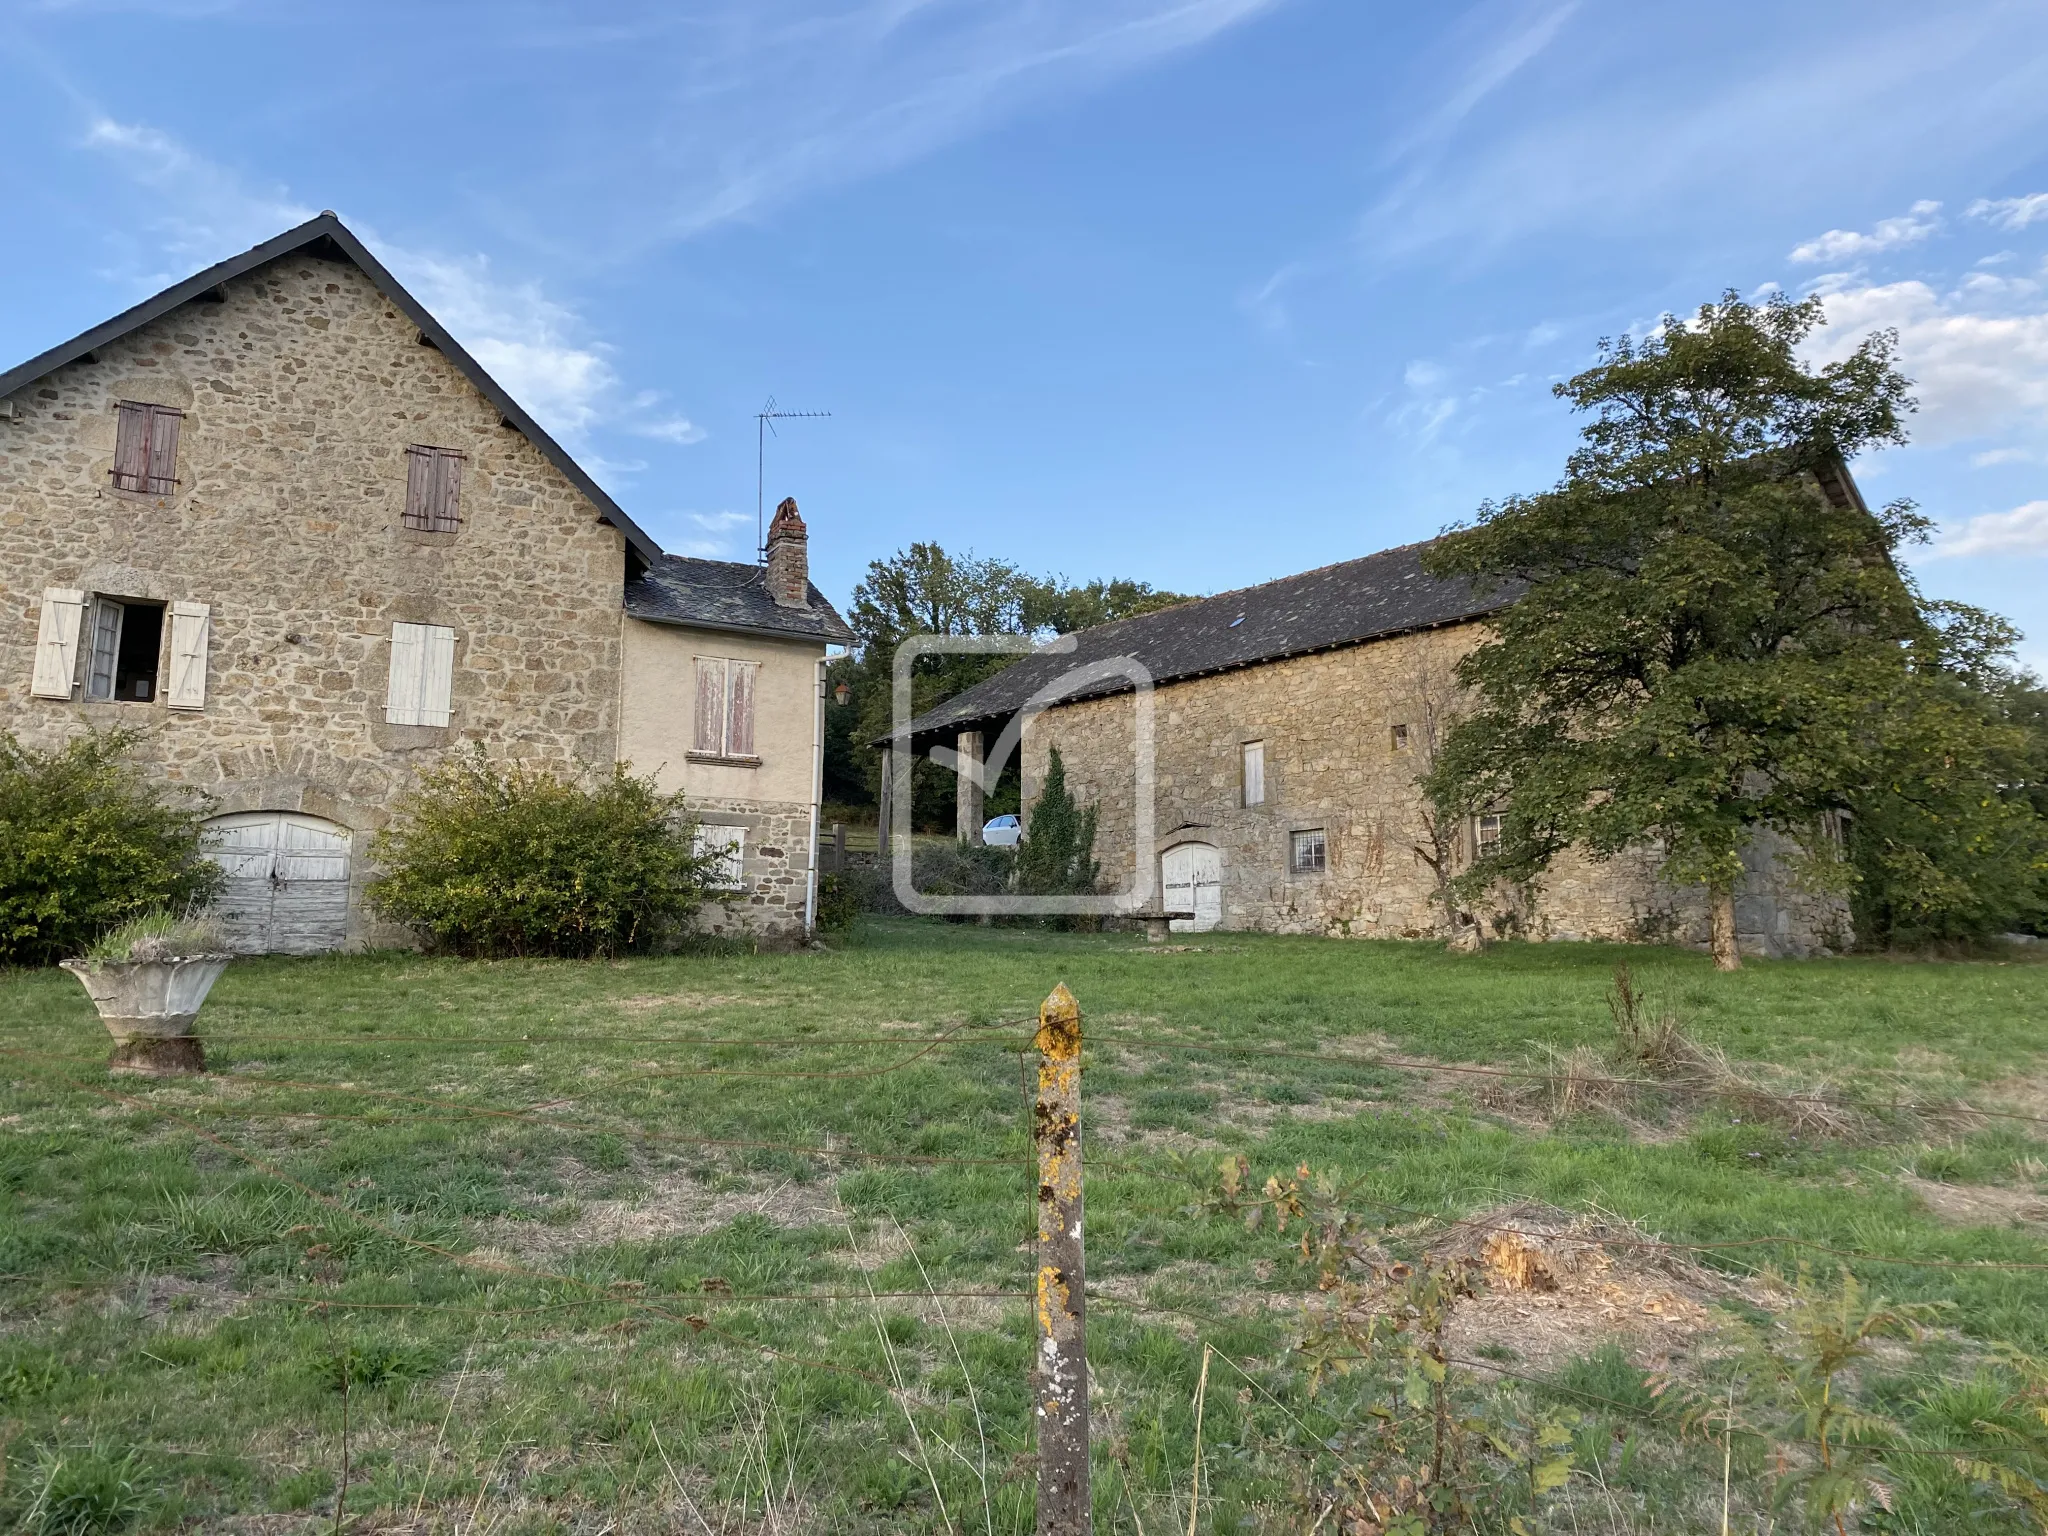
[202,812,353,954]
[1162,843,1223,933]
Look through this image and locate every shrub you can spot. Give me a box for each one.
[0,731,220,969]
[1015,747,1098,898]
[367,751,720,958]
[814,871,863,933]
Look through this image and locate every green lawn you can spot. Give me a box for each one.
[1,922,2045,1532]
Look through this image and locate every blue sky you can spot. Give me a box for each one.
[5,1,2048,664]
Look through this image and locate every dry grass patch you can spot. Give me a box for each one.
[477,1166,842,1260]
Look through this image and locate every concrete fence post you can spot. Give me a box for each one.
[1034,982,1089,1534]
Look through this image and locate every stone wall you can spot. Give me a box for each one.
[688,796,816,942]
[0,251,629,948]
[1018,624,1848,956]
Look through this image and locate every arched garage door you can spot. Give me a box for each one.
[202,812,353,954]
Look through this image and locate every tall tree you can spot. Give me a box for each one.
[829,544,1186,830]
[1421,291,1934,969]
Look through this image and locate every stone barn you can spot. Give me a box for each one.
[893,538,1850,956]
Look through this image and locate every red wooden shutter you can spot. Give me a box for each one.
[404,447,433,529]
[112,403,151,491]
[728,662,758,756]
[693,658,725,753]
[433,451,463,531]
[144,406,182,493]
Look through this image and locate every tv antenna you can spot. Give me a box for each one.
[756,397,831,560]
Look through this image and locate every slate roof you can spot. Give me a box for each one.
[890,540,1515,746]
[0,212,663,565]
[626,555,854,644]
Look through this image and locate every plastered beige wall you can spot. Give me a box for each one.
[0,252,628,946]
[619,620,824,939]
[618,621,823,803]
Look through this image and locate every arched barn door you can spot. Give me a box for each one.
[1161,843,1223,933]
[202,812,353,954]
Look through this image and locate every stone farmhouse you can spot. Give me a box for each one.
[896,532,1857,957]
[1,213,851,952]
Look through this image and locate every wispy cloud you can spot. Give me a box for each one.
[1789,200,1942,264]
[82,116,311,269]
[1931,500,2048,558]
[1970,192,2048,230]
[634,416,709,445]
[486,0,1288,245]
[670,509,755,558]
[79,116,707,452]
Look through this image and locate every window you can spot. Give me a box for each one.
[1390,723,1410,751]
[385,622,456,726]
[693,657,760,761]
[1290,828,1326,874]
[111,402,182,494]
[694,825,746,888]
[1473,813,1503,857]
[84,597,166,702]
[1242,740,1265,807]
[403,445,466,532]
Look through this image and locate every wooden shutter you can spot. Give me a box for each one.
[30,588,86,698]
[167,602,211,711]
[1243,741,1265,807]
[112,404,150,491]
[86,600,122,700]
[696,825,746,887]
[419,624,456,726]
[693,658,726,753]
[432,451,463,531]
[385,622,426,724]
[144,406,182,493]
[404,448,434,529]
[727,661,758,756]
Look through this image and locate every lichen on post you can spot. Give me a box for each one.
[1033,981,1089,1533]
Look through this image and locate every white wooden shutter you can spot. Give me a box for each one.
[1243,741,1265,807]
[727,661,758,756]
[385,623,426,724]
[693,658,726,753]
[30,588,86,698]
[166,601,210,711]
[419,625,456,726]
[695,825,746,887]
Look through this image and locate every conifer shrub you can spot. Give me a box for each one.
[368,751,719,958]
[0,731,220,969]
[1016,747,1099,927]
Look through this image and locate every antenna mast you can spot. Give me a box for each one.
[756,396,832,560]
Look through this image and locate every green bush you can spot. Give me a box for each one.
[0,731,220,968]
[367,750,719,958]
[814,871,864,933]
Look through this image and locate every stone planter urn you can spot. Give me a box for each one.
[60,955,231,1075]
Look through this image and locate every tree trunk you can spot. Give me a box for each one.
[1710,884,1742,972]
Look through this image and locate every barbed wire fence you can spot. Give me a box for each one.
[9,975,2048,1532]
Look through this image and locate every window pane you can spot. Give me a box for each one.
[1291,829,1326,873]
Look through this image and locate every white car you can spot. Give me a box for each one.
[982,814,1022,847]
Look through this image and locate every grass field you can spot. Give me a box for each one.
[1,921,2046,1532]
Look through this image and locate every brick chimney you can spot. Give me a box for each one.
[764,496,810,608]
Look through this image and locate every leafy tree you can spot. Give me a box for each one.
[0,730,221,967]
[830,543,1185,831]
[368,750,720,958]
[1421,291,1949,969]
[1016,747,1099,903]
[1846,604,2048,945]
